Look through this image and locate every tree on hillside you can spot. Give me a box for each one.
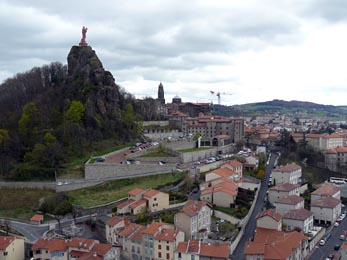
[39,192,72,229]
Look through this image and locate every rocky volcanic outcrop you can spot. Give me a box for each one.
[65,45,124,128]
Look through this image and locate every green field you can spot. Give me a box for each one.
[0,188,55,220]
[68,172,186,207]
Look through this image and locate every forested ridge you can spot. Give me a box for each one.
[0,45,146,180]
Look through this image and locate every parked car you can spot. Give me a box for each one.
[319,239,326,246]
[340,234,345,240]
[325,233,332,241]
[334,222,339,227]
[334,244,341,250]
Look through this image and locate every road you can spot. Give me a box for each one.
[309,215,347,259]
[231,152,277,260]
[5,215,91,243]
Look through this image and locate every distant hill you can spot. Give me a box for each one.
[214,99,347,118]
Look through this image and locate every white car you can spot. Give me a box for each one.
[319,239,326,246]
[334,222,340,227]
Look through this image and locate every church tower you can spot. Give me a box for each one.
[157,82,165,104]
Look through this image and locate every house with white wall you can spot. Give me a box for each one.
[271,163,302,185]
[256,209,282,231]
[310,196,341,225]
[282,208,314,234]
[268,183,300,204]
[274,195,304,216]
[174,200,212,241]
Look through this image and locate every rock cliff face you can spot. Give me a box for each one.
[66,45,124,129]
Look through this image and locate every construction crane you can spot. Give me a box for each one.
[210,91,233,105]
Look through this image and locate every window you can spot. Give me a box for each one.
[166,245,169,250]
[158,244,161,249]
[158,252,162,258]
[166,253,170,259]
[154,198,157,201]
[3,252,8,256]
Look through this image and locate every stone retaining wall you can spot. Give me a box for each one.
[162,140,196,151]
[84,163,176,180]
[142,121,169,127]
[214,210,241,225]
[0,181,55,190]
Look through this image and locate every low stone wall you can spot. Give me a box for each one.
[56,179,105,192]
[179,144,234,164]
[163,140,196,151]
[142,121,169,127]
[214,210,241,225]
[144,131,181,141]
[0,181,55,190]
[73,197,128,216]
[84,163,176,180]
[198,161,223,173]
[138,157,179,164]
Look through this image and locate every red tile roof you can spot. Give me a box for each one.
[143,189,160,198]
[275,163,301,172]
[128,188,144,196]
[142,222,164,235]
[32,238,69,252]
[68,238,97,250]
[201,181,238,197]
[180,200,210,217]
[116,199,135,209]
[311,183,340,196]
[228,159,243,168]
[311,196,340,208]
[200,242,229,258]
[283,208,313,220]
[276,195,304,205]
[105,216,123,226]
[130,198,147,209]
[119,223,143,237]
[256,209,282,222]
[129,225,146,242]
[0,236,16,250]
[30,214,44,222]
[214,134,230,139]
[336,146,347,153]
[209,167,235,178]
[154,228,179,242]
[175,240,229,258]
[269,183,300,192]
[244,227,307,259]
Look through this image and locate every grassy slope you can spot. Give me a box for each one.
[67,172,185,207]
[0,188,55,219]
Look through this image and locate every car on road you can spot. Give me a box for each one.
[319,239,326,246]
[326,233,332,240]
[334,222,339,227]
[334,244,341,250]
[340,234,345,240]
[95,157,105,162]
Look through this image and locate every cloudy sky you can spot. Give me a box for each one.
[1,0,347,106]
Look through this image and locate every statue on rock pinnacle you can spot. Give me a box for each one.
[79,26,88,46]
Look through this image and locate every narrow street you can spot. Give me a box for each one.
[231,152,277,259]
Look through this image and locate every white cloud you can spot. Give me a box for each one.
[1,0,347,105]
